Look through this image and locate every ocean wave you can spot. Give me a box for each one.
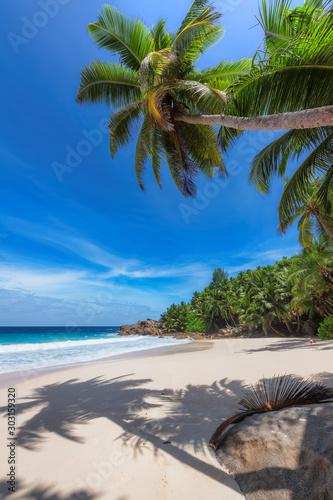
[0,335,190,373]
[0,335,144,354]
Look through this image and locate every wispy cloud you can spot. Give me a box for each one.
[0,216,301,325]
[0,216,213,280]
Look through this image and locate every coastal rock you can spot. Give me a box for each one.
[215,405,333,500]
[119,319,164,337]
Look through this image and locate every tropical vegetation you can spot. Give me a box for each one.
[77,0,333,244]
[77,1,333,338]
[159,239,333,336]
[76,0,251,197]
[318,316,333,339]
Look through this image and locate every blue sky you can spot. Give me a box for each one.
[1,0,301,326]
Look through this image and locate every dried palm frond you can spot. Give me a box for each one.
[209,374,333,451]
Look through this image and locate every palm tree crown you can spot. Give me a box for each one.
[76,0,251,197]
[243,0,333,223]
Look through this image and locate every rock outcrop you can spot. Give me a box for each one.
[118,319,163,336]
[118,319,204,339]
[215,405,333,499]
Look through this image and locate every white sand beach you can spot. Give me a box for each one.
[0,338,332,500]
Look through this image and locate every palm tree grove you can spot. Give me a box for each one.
[77,0,333,340]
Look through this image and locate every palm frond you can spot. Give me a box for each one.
[161,130,198,197]
[173,3,223,62]
[177,0,212,31]
[210,374,333,450]
[176,80,227,114]
[108,99,145,158]
[151,19,172,51]
[76,61,142,107]
[249,127,331,194]
[135,116,152,191]
[217,126,243,153]
[316,165,333,207]
[138,50,176,87]
[146,85,174,131]
[240,374,333,411]
[175,121,225,176]
[194,59,252,87]
[257,0,332,60]
[298,213,316,247]
[151,127,164,188]
[232,7,333,115]
[88,5,154,71]
[278,131,333,222]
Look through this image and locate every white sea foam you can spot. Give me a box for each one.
[0,335,142,353]
[0,335,189,374]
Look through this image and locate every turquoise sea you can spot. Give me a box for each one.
[0,327,189,374]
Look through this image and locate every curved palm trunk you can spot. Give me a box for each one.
[174,105,333,131]
[269,323,285,336]
[283,318,292,335]
[209,409,265,450]
[296,310,301,333]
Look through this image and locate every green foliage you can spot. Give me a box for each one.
[234,0,333,238]
[185,312,205,332]
[318,316,333,340]
[160,302,190,332]
[77,2,252,197]
[160,242,333,336]
[209,268,229,289]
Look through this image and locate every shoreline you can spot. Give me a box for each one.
[0,338,210,389]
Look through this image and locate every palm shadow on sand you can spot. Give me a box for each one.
[0,374,246,496]
[2,371,332,499]
[240,338,333,353]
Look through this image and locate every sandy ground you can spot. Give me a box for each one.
[0,337,332,500]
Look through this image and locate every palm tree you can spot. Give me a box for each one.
[278,179,333,246]
[160,302,190,331]
[290,240,333,317]
[241,0,333,222]
[76,0,251,196]
[78,0,333,201]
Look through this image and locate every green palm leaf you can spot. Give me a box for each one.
[176,80,227,114]
[76,61,141,107]
[249,127,331,193]
[135,116,152,191]
[173,2,223,62]
[108,99,145,158]
[151,20,172,51]
[194,59,252,86]
[278,131,333,221]
[151,127,164,188]
[175,121,225,176]
[88,5,154,71]
[161,131,183,194]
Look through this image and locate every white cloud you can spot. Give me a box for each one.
[0,216,302,325]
